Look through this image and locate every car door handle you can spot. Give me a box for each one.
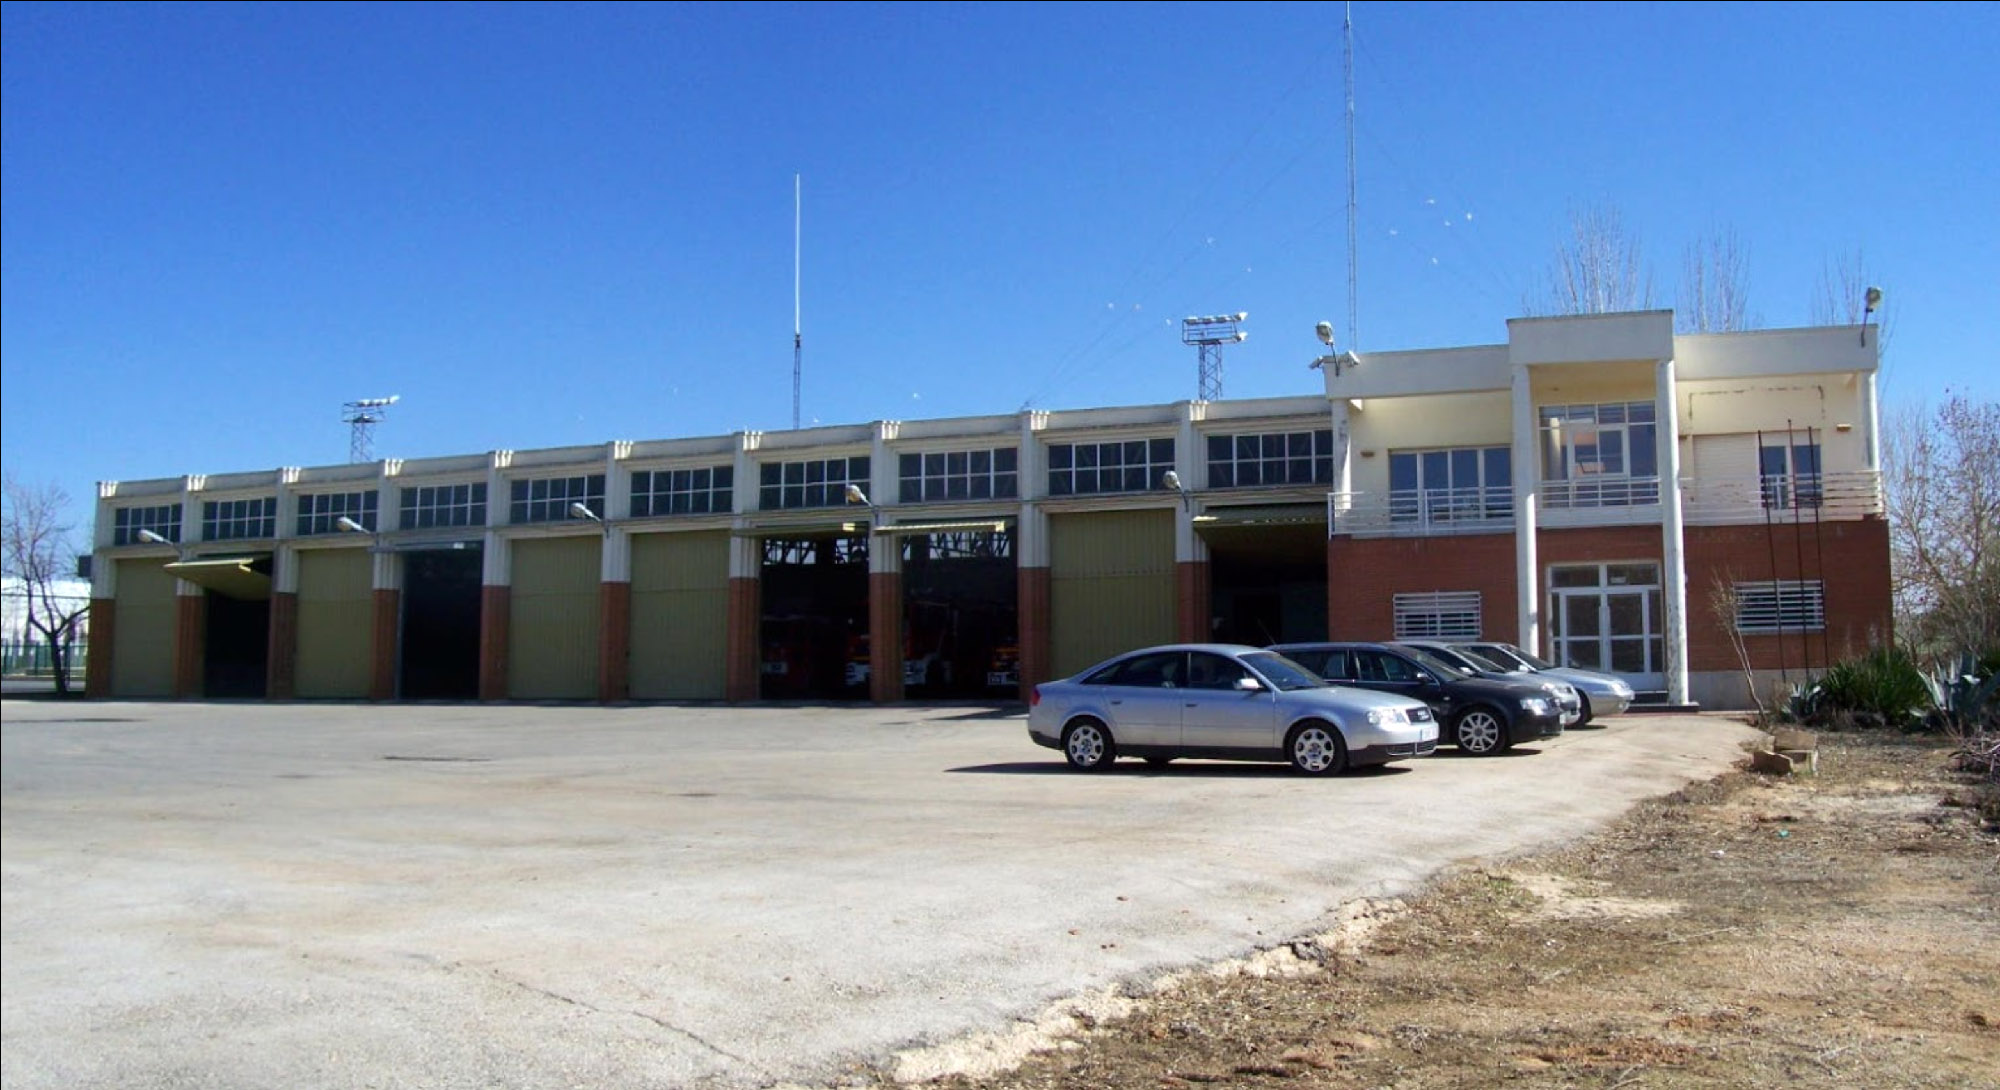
[1110,699,1124,705]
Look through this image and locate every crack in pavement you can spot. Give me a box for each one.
[479,966,765,1074]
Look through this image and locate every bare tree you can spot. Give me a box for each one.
[2,475,90,696]
[1525,203,1656,317]
[1882,395,2000,654]
[1707,572,1765,717]
[1676,226,1756,333]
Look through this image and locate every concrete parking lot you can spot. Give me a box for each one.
[1,700,1759,1089]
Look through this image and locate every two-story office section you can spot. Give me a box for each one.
[1325,311,1890,708]
[84,398,1340,704]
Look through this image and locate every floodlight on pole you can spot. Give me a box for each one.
[135,528,170,545]
[1182,312,1247,401]
[342,395,399,463]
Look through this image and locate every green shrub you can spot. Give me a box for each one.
[1793,646,1933,729]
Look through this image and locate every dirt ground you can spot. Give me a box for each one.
[872,728,2000,1090]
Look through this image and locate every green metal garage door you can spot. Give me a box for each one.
[1050,509,1175,678]
[295,548,372,698]
[629,530,729,699]
[508,536,603,700]
[112,557,176,697]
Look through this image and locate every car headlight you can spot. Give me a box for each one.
[1613,682,1634,697]
[1520,697,1551,715]
[1366,706,1410,726]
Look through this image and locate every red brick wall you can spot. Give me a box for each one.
[266,591,298,699]
[1328,532,1519,641]
[1685,519,1892,672]
[1018,566,1052,698]
[725,576,759,702]
[370,588,399,701]
[1177,560,1211,643]
[173,594,204,699]
[477,586,510,701]
[598,581,631,703]
[86,598,115,699]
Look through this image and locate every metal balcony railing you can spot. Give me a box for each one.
[1327,469,1883,537]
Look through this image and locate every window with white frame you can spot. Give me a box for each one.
[631,465,732,516]
[297,491,380,535]
[202,497,278,541]
[1205,429,1335,488]
[1047,437,1174,496]
[897,448,1018,503]
[1387,446,1512,523]
[758,456,870,510]
[400,482,487,529]
[510,474,606,523]
[1733,580,1825,633]
[1393,591,1482,640]
[113,504,182,546]
[1760,440,1823,510]
[1539,401,1659,507]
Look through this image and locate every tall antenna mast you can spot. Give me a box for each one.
[792,173,802,431]
[341,395,398,463]
[1343,1,1359,352]
[1182,312,1248,401]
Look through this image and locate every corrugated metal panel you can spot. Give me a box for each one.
[509,536,602,699]
[295,548,372,698]
[1049,509,1175,677]
[629,530,730,699]
[112,557,176,697]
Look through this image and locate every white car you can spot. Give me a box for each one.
[1457,641,1636,722]
[1027,644,1438,775]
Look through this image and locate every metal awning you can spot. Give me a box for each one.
[869,518,1010,537]
[1194,504,1324,528]
[164,556,272,600]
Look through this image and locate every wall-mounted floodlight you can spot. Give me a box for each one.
[1161,469,1193,511]
[135,529,171,545]
[843,484,869,506]
[1861,286,1884,346]
[568,502,602,522]
[335,516,368,534]
[1315,320,1335,347]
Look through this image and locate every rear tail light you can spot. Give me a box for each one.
[1029,685,1042,707]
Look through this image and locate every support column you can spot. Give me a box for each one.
[1511,363,1541,653]
[1658,357,1692,705]
[266,545,299,699]
[1015,503,1051,697]
[477,531,511,701]
[172,585,205,699]
[369,549,400,701]
[1176,560,1212,643]
[725,534,761,702]
[598,528,631,703]
[85,599,116,698]
[869,571,904,704]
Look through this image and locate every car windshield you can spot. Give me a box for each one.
[1455,647,1512,672]
[1503,644,1557,670]
[1241,652,1329,692]
[1401,647,1472,677]
[1412,644,1483,674]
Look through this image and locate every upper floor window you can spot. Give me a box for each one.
[203,497,277,541]
[632,465,733,517]
[113,504,182,546]
[400,482,487,529]
[297,491,380,535]
[898,448,1018,503]
[510,474,605,524]
[1540,401,1659,507]
[1388,446,1511,523]
[1761,441,1823,510]
[1207,429,1335,488]
[1048,438,1174,496]
[758,456,870,510]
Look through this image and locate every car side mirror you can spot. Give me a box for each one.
[1414,671,1436,686]
[1234,677,1264,692]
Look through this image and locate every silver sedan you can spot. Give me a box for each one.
[1027,644,1439,775]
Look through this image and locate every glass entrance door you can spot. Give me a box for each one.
[1548,563,1664,692]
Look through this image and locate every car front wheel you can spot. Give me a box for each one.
[1453,707,1507,755]
[1287,721,1347,776]
[1063,720,1116,771]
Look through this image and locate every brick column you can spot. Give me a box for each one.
[725,576,760,702]
[478,586,510,701]
[1176,559,1211,643]
[869,570,903,703]
[85,598,116,698]
[599,581,631,703]
[1017,566,1052,699]
[369,588,400,701]
[172,592,205,699]
[266,591,299,699]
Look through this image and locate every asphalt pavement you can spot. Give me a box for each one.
[0,699,1759,1089]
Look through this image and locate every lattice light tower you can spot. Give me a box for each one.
[1182,312,1247,401]
[342,395,399,463]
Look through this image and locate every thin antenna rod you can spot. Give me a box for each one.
[793,174,802,431]
[1343,1,1358,352]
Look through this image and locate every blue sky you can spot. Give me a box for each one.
[4,1,1995,529]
